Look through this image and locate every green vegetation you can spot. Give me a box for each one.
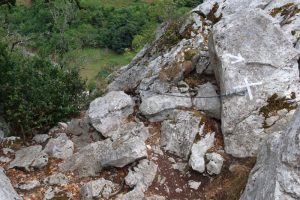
[0,43,86,138]
[0,0,203,137]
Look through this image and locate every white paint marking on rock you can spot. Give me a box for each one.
[234,78,263,100]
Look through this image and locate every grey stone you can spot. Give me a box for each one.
[206,153,224,175]
[140,94,192,118]
[80,178,117,200]
[193,82,221,119]
[43,133,74,159]
[189,132,215,173]
[44,173,69,186]
[106,122,149,141]
[209,8,300,157]
[87,91,134,135]
[9,145,43,171]
[44,187,61,200]
[0,167,22,200]
[31,152,48,169]
[0,156,11,163]
[265,115,280,126]
[58,122,68,130]
[160,111,201,160]
[59,124,149,177]
[144,196,166,200]
[116,187,145,200]
[32,134,50,143]
[2,148,14,155]
[188,180,201,190]
[16,180,40,190]
[125,159,158,190]
[175,188,182,193]
[66,118,91,136]
[241,107,300,200]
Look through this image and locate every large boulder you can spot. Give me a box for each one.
[43,133,74,159]
[160,110,201,160]
[88,91,134,135]
[59,122,149,177]
[241,107,300,200]
[9,145,44,171]
[140,94,192,121]
[0,168,22,200]
[209,8,300,157]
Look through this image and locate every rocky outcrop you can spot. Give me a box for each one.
[241,107,300,200]
[80,178,118,200]
[189,132,215,173]
[59,122,149,177]
[160,111,201,160]
[206,153,224,175]
[209,7,300,157]
[88,91,134,135]
[9,145,45,171]
[0,168,22,200]
[43,133,74,159]
[193,82,221,119]
[125,159,158,190]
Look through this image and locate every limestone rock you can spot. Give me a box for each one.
[9,145,43,171]
[125,159,158,190]
[0,168,22,200]
[16,180,41,190]
[31,152,48,169]
[0,156,11,163]
[59,124,149,177]
[144,196,166,200]
[241,107,300,200]
[189,132,215,173]
[88,91,134,135]
[140,94,192,120]
[188,180,201,190]
[116,187,145,200]
[106,122,149,141]
[32,134,50,143]
[206,153,224,175]
[80,178,117,200]
[160,111,201,159]
[209,8,300,157]
[66,118,92,136]
[43,133,74,159]
[193,82,221,119]
[44,173,69,186]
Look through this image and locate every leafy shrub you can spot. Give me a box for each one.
[0,43,86,137]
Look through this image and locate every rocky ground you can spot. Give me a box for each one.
[1,0,300,200]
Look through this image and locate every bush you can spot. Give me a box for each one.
[0,43,86,138]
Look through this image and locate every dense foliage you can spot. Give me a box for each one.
[0,43,86,137]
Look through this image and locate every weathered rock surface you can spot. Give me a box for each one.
[88,91,134,135]
[0,116,10,139]
[9,145,43,171]
[16,180,41,190]
[241,107,300,200]
[125,159,158,190]
[0,156,11,163]
[193,82,221,119]
[59,123,149,177]
[160,111,201,159]
[106,122,148,141]
[116,187,145,200]
[206,152,224,175]
[43,133,74,159]
[189,132,215,173]
[188,180,201,190]
[80,178,117,200]
[209,8,300,157]
[31,152,48,169]
[140,94,192,120]
[32,134,50,144]
[0,168,22,200]
[44,173,69,186]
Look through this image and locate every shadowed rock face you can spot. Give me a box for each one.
[241,107,300,200]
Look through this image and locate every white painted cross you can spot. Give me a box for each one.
[223,53,245,64]
[234,78,263,100]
